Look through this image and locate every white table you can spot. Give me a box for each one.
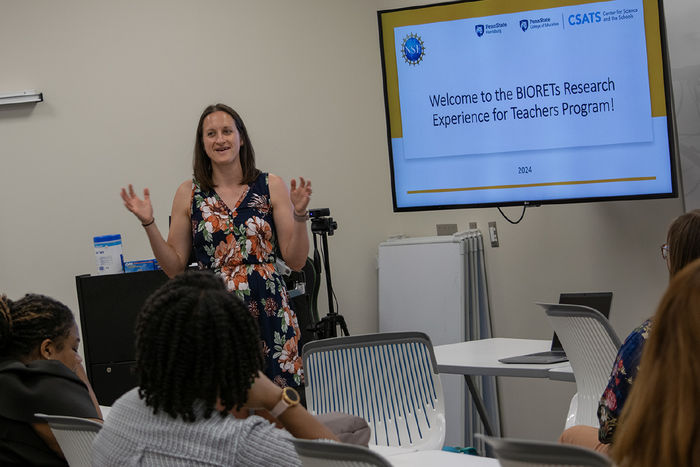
[371,446,499,466]
[548,363,575,382]
[434,338,574,435]
[389,450,500,466]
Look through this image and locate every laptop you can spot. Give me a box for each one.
[498,292,613,364]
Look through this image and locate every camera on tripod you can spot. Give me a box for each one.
[307,208,348,339]
[309,208,337,236]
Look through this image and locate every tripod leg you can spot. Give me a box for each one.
[338,316,350,336]
[323,316,336,338]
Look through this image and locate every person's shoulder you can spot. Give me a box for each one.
[104,388,149,427]
[626,319,653,343]
[266,173,285,189]
[615,319,652,368]
[176,179,195,193]
[640,318,653,333]
[5,359,80,381]
[0,359,96,422]
[173,179,196,205]
[0,358,24,373]
[93,389,144,464]
[115,386,141,404]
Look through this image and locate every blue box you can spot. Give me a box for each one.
[123,259,157,273]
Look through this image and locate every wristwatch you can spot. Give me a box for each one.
[270,387,301,418]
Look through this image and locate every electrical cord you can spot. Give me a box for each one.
[497,204,527,224]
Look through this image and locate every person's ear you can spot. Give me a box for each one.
[39,338,55,360]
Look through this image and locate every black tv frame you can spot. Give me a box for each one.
[378,0,679,212]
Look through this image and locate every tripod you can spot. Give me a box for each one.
[309,209,349,339]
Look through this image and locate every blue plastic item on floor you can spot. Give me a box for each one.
[442,446,479,455]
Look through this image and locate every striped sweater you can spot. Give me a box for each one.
[93,388,300,466]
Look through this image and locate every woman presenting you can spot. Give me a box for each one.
[121,103,311,388]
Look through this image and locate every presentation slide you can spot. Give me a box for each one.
[380,0,676,210]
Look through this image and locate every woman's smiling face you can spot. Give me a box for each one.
[202,111,242,166]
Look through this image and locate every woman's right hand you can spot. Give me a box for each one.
[120,184,153,224]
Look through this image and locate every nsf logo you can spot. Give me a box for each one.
[402,33,425,65]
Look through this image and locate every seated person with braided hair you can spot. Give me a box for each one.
[93,270,337,466]
[0,294,102,466]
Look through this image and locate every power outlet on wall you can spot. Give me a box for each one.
[488,221,499,247]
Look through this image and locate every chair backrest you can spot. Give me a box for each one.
[34,413,102,467]
[302,331,446,450]
[537,303,621,427]
[292,439,393,467]
[477,434,612,467]
[284,257,319,351]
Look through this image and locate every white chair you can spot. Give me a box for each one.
[302,332,446,450]
[292,439,393,467]
[477,434,612,467]
[34,413,102,467]
[537,303,621,428]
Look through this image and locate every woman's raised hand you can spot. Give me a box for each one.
[120,184,154,224]
[289,177,312,215]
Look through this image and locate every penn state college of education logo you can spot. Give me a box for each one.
[401,33,425,65]
[520,19,529,31]
[475,24,484,37]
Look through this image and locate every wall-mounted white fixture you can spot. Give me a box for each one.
[0,90,43,106]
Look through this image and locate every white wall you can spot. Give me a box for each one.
[665,0,700,209]
[0,0,694,443]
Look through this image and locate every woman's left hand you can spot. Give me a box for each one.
[289,177,312,215]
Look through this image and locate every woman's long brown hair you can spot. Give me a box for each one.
[612,258,700,467]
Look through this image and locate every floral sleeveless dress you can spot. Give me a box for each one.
[190,173,303,387]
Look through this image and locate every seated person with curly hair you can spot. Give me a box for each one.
[93,270,337,466]
[0,294,101,466]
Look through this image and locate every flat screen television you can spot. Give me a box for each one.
[378,0,678,211]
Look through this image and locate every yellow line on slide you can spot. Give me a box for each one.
[407,176,656,194]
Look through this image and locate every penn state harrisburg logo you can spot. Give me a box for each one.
[401,33,425,66]
[475,24,484,37]
[520,19,529,31]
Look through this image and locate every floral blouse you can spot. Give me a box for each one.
[597,318,652,444]
[190,173,303,387]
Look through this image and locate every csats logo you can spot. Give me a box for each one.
[568,11,602,25]
[401,33,425,65]
[520,20,528,31]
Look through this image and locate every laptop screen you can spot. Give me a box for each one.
[551,292,613,351]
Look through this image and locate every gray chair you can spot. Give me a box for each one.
[34,413,102,467]
[477,434,612,467]
[537,303,621,428]
[302,331,446,450]
[292,439,393,467]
